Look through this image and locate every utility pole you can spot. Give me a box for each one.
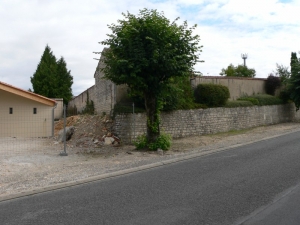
[241,53,248,67]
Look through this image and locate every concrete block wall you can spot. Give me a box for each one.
[191,76,267,100]
[114,103,299,144]
[52,98,63,120]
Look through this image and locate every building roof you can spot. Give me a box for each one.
[0,81,56,107]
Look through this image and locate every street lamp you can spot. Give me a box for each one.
[241,53,248,67]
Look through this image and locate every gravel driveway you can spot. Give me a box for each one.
[1,122,299,199]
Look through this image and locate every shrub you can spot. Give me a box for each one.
[250,94,283,105]
[279,88,291,103]
[134,134,148,149]
[225,100,254,108]
[82,100,95,115]
[265,75,281,96]
[67,104,77,116]
[237,97,259,105]
[194,83,230,107]
[227,94,285,107]
[134,133,172,151]
[81,91,95,115]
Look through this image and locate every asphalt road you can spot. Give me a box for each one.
[1,131,300,225]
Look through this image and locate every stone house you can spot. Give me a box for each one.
[68,48,127,115]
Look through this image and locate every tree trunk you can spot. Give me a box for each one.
[144,92,160,144]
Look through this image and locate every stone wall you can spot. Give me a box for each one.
[191,76,267,100]
[114,103,300,143]
[68,85,97,113]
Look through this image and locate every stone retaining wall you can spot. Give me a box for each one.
[114,104,300,143]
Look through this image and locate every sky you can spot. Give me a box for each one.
[1,0,299,96]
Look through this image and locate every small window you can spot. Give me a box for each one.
[9,107,13,114]
[33,108,37,114]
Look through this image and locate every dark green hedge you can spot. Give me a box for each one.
[265,75,281,96]
[194,83,230,107]
[225,100,254,108]
[251,94,283,105]
[238,94,283,106]
[237,97,259,105]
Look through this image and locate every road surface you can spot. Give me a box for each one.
[1,131,300,224]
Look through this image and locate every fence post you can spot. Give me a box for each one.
[60,104,68,156]
[133,102,135,143]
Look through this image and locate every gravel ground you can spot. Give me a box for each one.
[1,122,300,199]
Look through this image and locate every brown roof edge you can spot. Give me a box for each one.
[0,81,57,107]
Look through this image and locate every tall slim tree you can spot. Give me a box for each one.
[289,52,300,110]
[31,45,57,98]
[100,9,203,147]
[31,45,73,104]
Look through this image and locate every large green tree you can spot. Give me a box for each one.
[100,9,203,145]
[220,64,256,78]
[31,45,73,104]
[289,52,300,110]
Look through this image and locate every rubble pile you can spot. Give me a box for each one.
[54,116,79,136]
[54,114,121,149]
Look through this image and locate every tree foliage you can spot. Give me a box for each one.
[265,74,281,96]
[161,76,198,111]
[130,76,199,111]
[289,52,300,110]
[100,9,203,147]
[220,64,256,78]
[273,63,290,86]
[31,45,73,104]
[31,45,57,98]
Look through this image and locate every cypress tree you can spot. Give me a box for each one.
[289,52,300,110]
[31,45,73,104]
[31,45,57,98]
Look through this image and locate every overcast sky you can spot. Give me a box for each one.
[1,0,298,96]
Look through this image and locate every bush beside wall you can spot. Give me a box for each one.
[194,83,230,107]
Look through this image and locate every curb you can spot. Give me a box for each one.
[1,128,300,203]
